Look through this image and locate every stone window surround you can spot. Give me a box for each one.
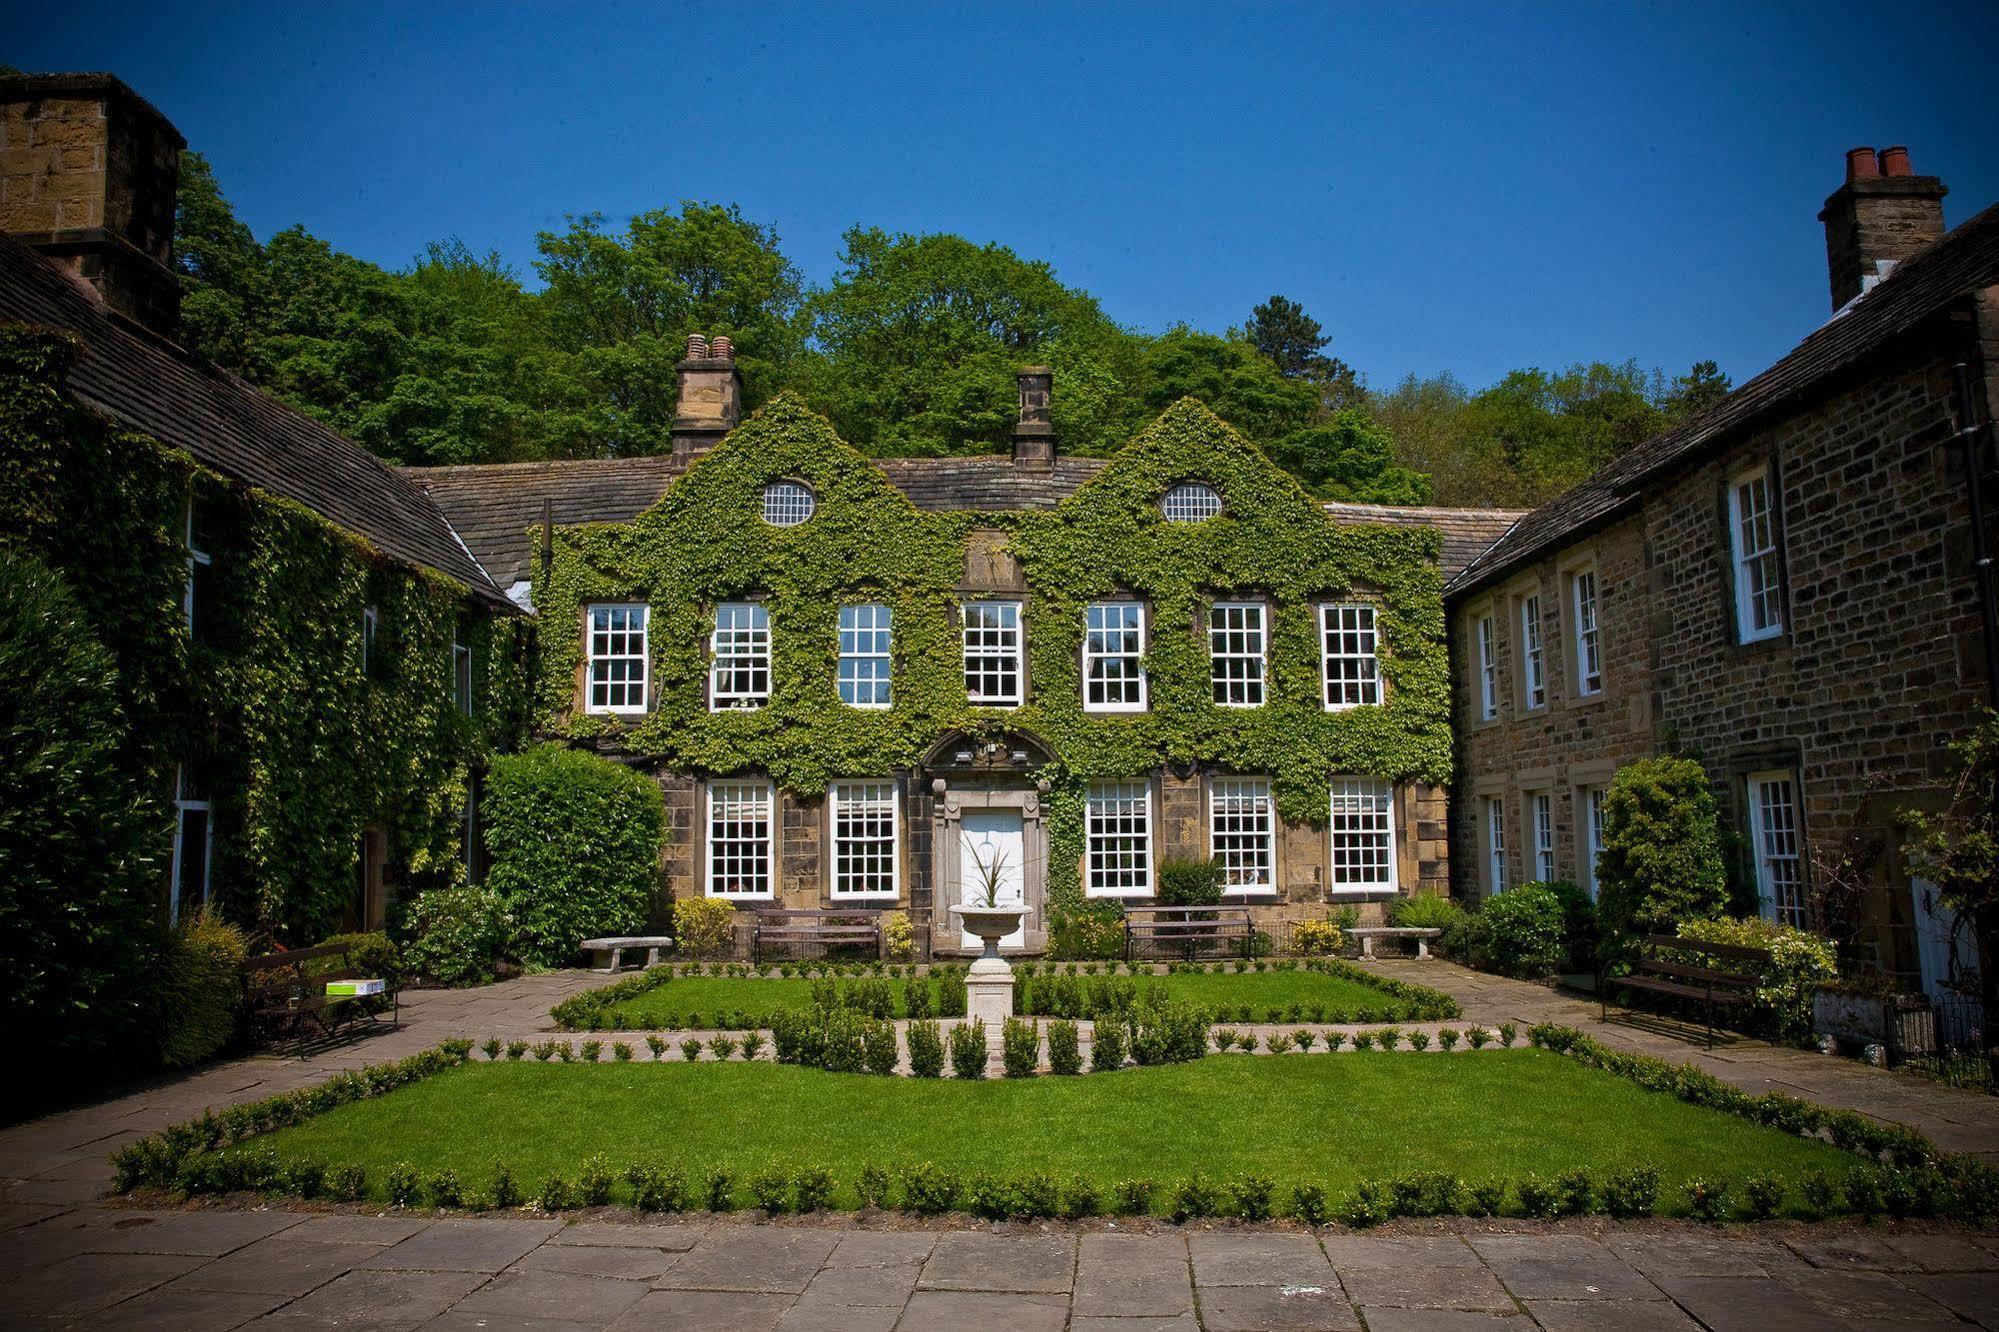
[1745,766,1807,929]
[927,778,1050,955]
[1503,573,1547,714]
[1720,452,1791,653]
[1525,787,1556,883]
[1470,771,1509,896]
[1568,758,1618,901]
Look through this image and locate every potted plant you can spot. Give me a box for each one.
[950,842,1028,961]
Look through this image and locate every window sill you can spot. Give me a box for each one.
[1083,705,1149,715]
[1220,893,1283,905]
[1327,886,1396,897]
[827,896,899,907]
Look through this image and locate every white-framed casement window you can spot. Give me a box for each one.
[706,780,775,899]
[1528,791,1555,882]
[1476,613,1498,721]
[710,602,771,709]
[962,600,1024,707]
[585,603,649,714]
[1577,787,1607,899]
[829,780,898,900]
[1748,770,1805,928]
[1209,602,1267,707]
[1083,601,1147,712]
[1320,604,1381,710]
[452,616,473,717]
[169,765,212,925]
[361,604,380,677]
[1485,796,1507,894]
[837,603,892,708]
[1728,464,1783,643]
[1328,778,1396,892]
[183,494,212,638]
[1570,568,1603,696]
[1209,777,1275,893]
[1086,780,1153,897]
[1519,595,1546,710]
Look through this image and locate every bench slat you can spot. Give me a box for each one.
[1636,958,1758,989]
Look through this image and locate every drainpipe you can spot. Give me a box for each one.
[1954,359,1999,711]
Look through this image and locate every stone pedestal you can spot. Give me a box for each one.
[966,957,1015,1078]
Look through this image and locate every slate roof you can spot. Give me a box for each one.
[409,449,1522,586]
[1447,200,1999,598]
[0,235,515,610]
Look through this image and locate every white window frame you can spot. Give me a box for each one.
[1320,603,1382,710]
[709,602,771,710]
[169,765,212,925]
[1082,601,1147,713]
[706,780,776,900]
[1476,613,1498,721]
[361,604,379,676]
[1519,595,1546,711]
[1209,777,1275,894]
[1577,786,1606,900]
[1728,464,1783,643]
[962,600,1024,707]
[1162,482,1223,523]
[837,603,893,709]
[1528,790,1555,883]
[1209,601,1267,708]
[829,780,899,900]
[1328,778,1396,893]
[761,479,817,527]
[1748,770,1805,928]
[1570,568,1602,696]
[584,603,650,715]
[452,619,473,717]
[1485,796,1507,894]
[1085,780,1153,898]
[182,494,211,634]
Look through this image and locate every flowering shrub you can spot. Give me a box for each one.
[881,910,914,962]
[673,897,737,959]
[1676,916,1837,1040]
[1290,918,1342,955]
[401,885,511,986]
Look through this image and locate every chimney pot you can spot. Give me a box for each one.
[1879,145,1913,177]
[1012,366,1055,473]
[1845,147,1881,181]
[686,333,709,359]
[710,335,733,362]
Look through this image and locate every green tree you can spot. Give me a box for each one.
[1266,409,1433,503]
[173,151,268,374]
[1596,756,1730,939]
[1136,328,1318,446]
[1244,294,1364,414]
[1661,359,1734,422]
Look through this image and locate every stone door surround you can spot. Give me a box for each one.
[928,777,1049,956]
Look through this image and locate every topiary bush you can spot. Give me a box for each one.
[483,744,664,967]
[154,912,249,1067]
[1598,756,1728,939]
[1456,882,1568,977]
[400,884,511,985]
[1157,858,1225,908]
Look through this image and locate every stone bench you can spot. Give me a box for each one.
[1348,926,1442,960]
[579,936,675,973]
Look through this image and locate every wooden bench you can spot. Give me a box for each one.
[579,935,676,973]
[1348,926,1442,960]
[752,909,883,962]
[1123,905,1255,962]
[241,941,399,1058]
[1602,933,1771,1048]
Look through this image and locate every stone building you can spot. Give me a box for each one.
[1446,148,1998,1012]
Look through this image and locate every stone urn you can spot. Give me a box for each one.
[949,904,1028,1033]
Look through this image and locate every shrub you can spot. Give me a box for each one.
[1597,756,1729,938]
[0,552,166,1102]
[902,1163,960,1215]
[1014,1170,1061,1219]
[1845,1168,1882,1218]
[673,897,737,959]
[155,912,248,1068]
[949,1019,987,1079]
[537,1173,574,1211]
[490,1162,522,1209]
[401,884,511,986]
[1342,1179,1392,1228]
[1376,1027,1401,1050]
[1741,1174,1784,1220]
[1407,1030,1430,1052]
[860,1019,899,1076]
[1685,1177,1732,1222]
[746,1168,790,1214]
[1294,1029,1317,1051]
[857,1163,891,1209]
[1603,1167,1658,1218]
[790,1166,835,1214]
[1467,1180,1507,1216]
[1352,1030,1375,1051]
[1676,917,1837,1040]
[628,1162,686,1212]
[1290,918,1342,955]
[1438,1028,1460,1051]
[1112,1178,1154,1216]
[1046,1020,1082,1074]
[1090,1020,1126,1071]
[483,745,662,968]
[1391,1172,1461,1217]
[1497,1022,1517,1047]
[1288,1181,1330,1225]
[703,1167,736,1212]
[1467,1026,1490,1049]
[882,910,914,962]
[965,1172,1014,1220]
[1515,1174,1560,1219]
[387,1161,421,1207]
[1051,901,1126,960]
[1157,857,1225,908]
[579,1039,602,1062]
[1129,999,1210,1065]
[579,1155,614,1207]
[1228,1173,1276,1221]
[679,1038,702,1062]
[1002,1018,1039,1077]
[907,1020,945,1077]
[1170,1173,1220,1221]
[1460,883,1569,977]
[1555,1168,1596,1216]
[1387,893,1466,931]
[741,1031,764,1059]
[1064,1174,1102,1219]
[935,969,968,1017]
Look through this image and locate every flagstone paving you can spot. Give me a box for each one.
[3,959,1998,1326]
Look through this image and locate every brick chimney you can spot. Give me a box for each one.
[1819,145,1947,312]
[669,332,744,466]
[1012,366,1054,472]
[0,73,185,335]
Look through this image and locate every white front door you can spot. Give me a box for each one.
[960,810,1026,950]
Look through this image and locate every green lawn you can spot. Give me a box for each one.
[593,969,1420,1029]
[244,1051,1851,1215]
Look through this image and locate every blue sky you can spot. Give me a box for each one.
[8,1,1996,391]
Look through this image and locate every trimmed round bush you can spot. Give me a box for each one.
[1597,756,1728,938]
[1458,883,1568,977]
[483,744,664,967]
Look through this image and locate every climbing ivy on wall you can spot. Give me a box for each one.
[0,326,527,942]
[539,393,1451,914]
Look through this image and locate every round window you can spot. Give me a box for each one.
[761,480,817,527]
[1161,482,1223,523]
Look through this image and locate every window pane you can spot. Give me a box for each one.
[587,604,648,713]
[709,782,772,897]
[1733,471,1783,637]
[1210,778,1273,890]
[762,480,817,527]
[711,602,770,708]
[1487,798,1507,892]
[832,781,897,897]
[1087,780,1151,896]
[1209,603,1266,707]
[1321,604,1380,708]
[1477,615,1497,719]
[1573,572,1601,694]
[1329,778,1393,890]
[1531,792,1555,882]
[838,604,893,707]
[1520,596,1544,709]
[1162,482,1222,522]
[1753,775,1804,928]
[1084,602,1145,709]
[962,601,1022,706]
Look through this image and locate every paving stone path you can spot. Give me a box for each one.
[4,961,1998,1327]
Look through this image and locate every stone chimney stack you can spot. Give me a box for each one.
[1819,145,1947,312]
[0,73,185,336]
[1012,366,1054,472]
[670,332,744,466]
